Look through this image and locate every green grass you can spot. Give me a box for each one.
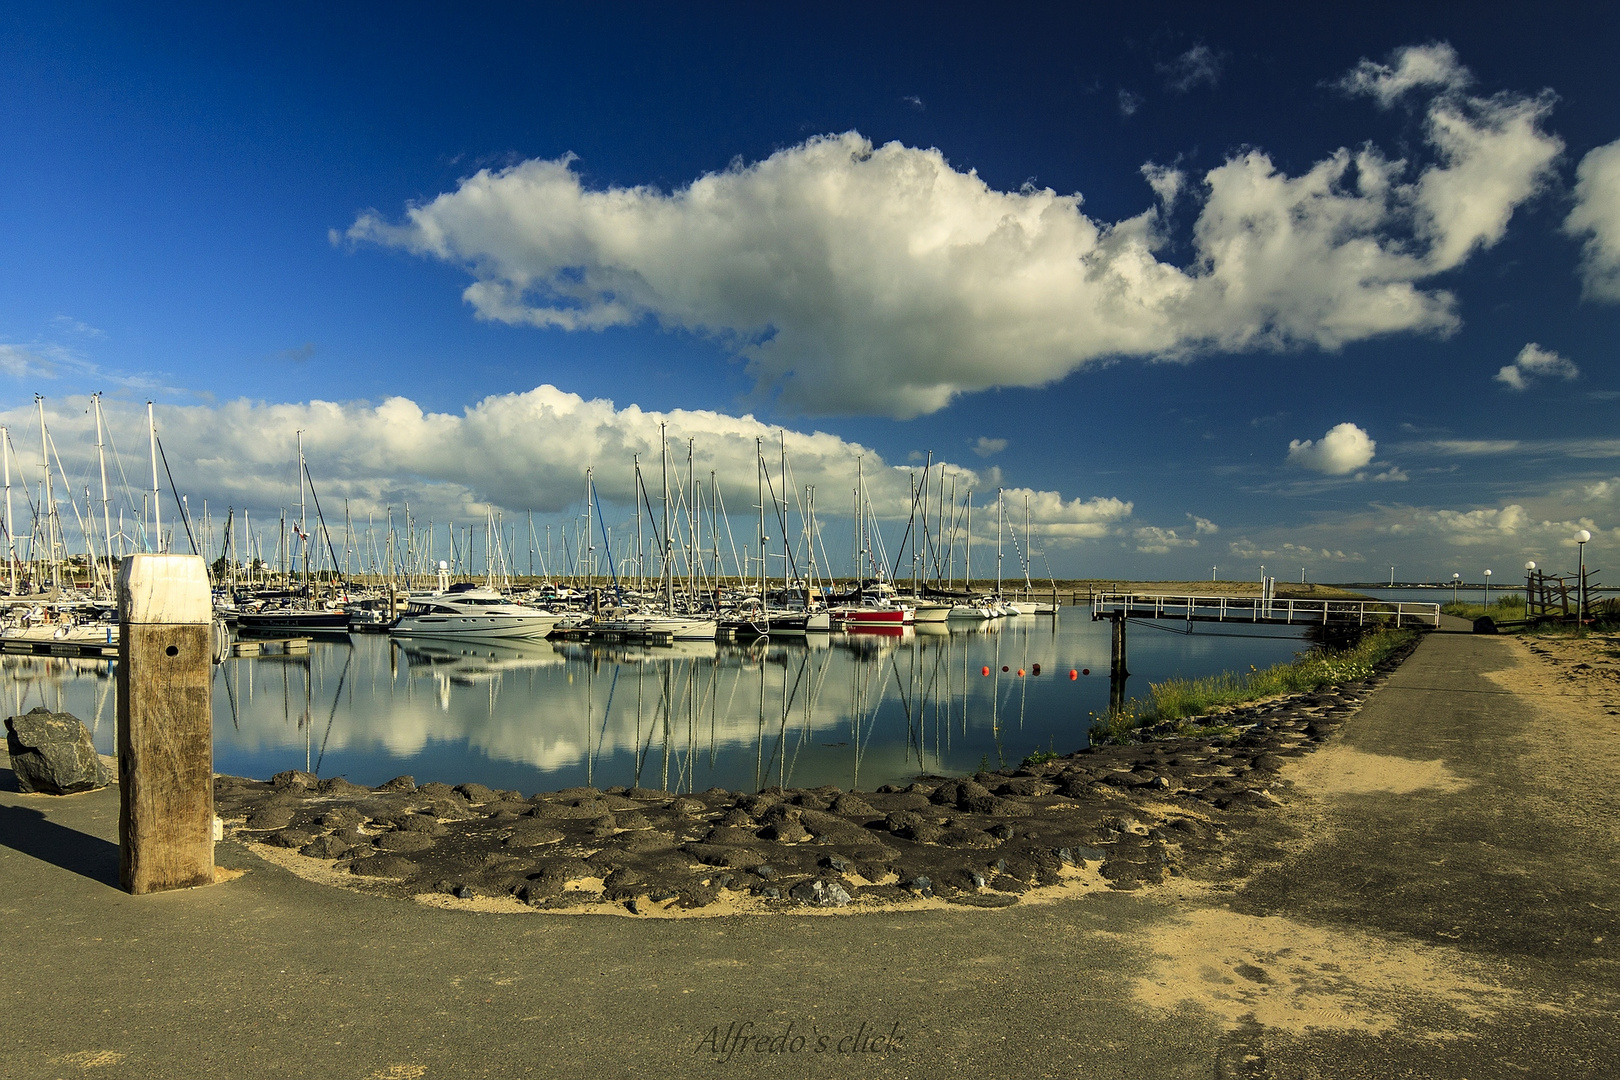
[1088,628,1417,744]
[1440,594,1526,621]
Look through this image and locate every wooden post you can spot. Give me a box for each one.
[1108,610,1129,713]
[117,554,214,894]
[1109,610,1129,679]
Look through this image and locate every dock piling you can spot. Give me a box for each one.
[116,554,215,894]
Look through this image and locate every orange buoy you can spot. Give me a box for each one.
[982,666,990,676]
[1069,669,1078,680]
[1016,668,1025,677]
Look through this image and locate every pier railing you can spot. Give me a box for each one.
[1089,591,1441,629]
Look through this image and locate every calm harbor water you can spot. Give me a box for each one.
[6,610,1314,794]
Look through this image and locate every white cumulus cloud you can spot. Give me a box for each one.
[1565,138,1620,301]
[971,436,1007,457]
[1133,525,1198,554]
[1494,342,1579,390]
[345,48,1559,419]
[998,487,1133,540]
[1287,423,1377,475]
[1377,503,1601,549]
[2,388,1135,561]
[1337,42,1472,107]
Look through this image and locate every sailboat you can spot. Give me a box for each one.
[236,432,350,636]
[591,427,716,641]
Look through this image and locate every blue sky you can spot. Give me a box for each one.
[1,2,1616,583]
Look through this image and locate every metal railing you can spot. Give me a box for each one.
[1089,591,1441,628]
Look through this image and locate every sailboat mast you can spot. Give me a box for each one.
[920,451,932,592]
[856,455,865,583]
[585,467,595,591]
[806,485,817,600]
[37,396,58,591]
[756,438,766,600]
[633,455,642,593]
[1024,493,1035,593]
[851,471,858,589]
[780,431,789,593]
[910,473,919,598]
[296,430,308,589]
[965,492,972,590]
[147,401,161,553]
[1,426,13,595]
[688,438,696,608]
[660,422,673,612]
[996,487,1003,598]
[93,395,113,590]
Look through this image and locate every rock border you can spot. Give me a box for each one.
[215,637,1418,916]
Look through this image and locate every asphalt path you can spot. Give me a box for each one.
[3,626,1615,1079]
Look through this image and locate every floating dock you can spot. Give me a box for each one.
[224,637,310,658]
[0,638,119,659]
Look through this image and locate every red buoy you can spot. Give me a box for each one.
[1082,668,1090,676]
[1032,663,1041,674]
[1002,665,1009,672]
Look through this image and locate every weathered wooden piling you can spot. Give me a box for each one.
[117,554,215,894]
[1108,610,1129,713]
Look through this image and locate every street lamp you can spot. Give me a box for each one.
[1483,568,1491,608]
[1212,566,1217,582]
[1526,561,1537,618]
[1576,529,1592,624]
[1452,572,1460,604]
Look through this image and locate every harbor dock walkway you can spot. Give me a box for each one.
[2,624,1615,1078]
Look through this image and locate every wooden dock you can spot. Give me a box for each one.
[224,636,310,658]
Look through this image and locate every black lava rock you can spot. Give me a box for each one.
[4,708,110,795]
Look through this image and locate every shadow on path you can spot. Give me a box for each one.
[0,769,119,887]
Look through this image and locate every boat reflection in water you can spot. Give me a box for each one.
[22,611,1313,795]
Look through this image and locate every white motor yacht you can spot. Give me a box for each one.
[391,585,562,641]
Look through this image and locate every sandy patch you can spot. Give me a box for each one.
[1485,636,1620,835]
[1285,745,1470,796]
[54,1051,127,1069]
[1132,908,1524,1036]
[368,1066,427,1080]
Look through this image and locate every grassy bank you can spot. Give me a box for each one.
[1441,595,1526,621]
[1090,627,1417,744]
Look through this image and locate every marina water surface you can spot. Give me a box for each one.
[9,610,1314,794]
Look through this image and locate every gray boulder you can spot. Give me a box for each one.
[5,708,110,795]
[788,878,852,907]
